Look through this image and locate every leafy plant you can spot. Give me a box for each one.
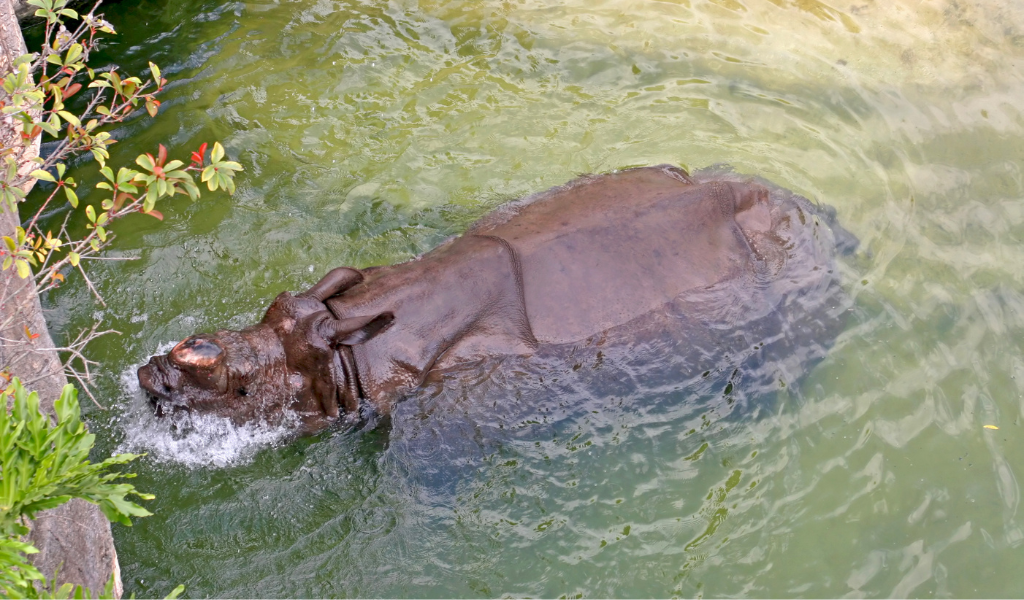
[0,0,242,300]
[0,0,242,402]
[0,0,243,596]
[0,378,167,599]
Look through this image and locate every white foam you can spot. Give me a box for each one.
[115,345,299,468]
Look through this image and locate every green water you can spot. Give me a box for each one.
[27,0,1024,596]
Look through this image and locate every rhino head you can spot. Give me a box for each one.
[137,268,392,432]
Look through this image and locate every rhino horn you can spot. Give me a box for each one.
[318,312,394,347]
[170,337,224,368]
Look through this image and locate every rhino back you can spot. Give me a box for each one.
[471,166,758,344]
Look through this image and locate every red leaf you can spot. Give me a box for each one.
[23,325,40,340]
[198,142,208,160]
[113,192,133,211]
[62,82,82,100]
[146,209,164,221]
[157,144,167,167]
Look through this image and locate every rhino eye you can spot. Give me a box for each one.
[171,337,224,369]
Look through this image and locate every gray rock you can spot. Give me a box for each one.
[0,0,122,595]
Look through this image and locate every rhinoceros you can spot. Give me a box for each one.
[137,165,854,434]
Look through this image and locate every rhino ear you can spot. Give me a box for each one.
[262,292,299,328]
[319,312,394,346]
[299,267,364,302]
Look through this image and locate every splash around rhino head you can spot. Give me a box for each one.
[137,267,393,433]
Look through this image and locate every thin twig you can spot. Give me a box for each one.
[64,367,103,409]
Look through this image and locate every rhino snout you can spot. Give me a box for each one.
[138,355,190,417]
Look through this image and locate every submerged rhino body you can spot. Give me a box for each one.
[138,165,854,433]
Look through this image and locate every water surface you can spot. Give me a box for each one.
[30,0,1024,596]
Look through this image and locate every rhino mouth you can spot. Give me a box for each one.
[148,394,182,417]
[137,356,191,418]
[145,391,192,418]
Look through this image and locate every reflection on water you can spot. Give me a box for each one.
[30,0,1024,596]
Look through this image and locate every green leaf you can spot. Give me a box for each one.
[30,169,55,182]
[136,153,155,171]
[13,53,34,68]
[149,62,161,82]
[37,121,60,137]
[64,186,78,208]
[182,181,200,201]
[22,494,72,514]
[64,43,82,65]
[57,110,81,127]
[85,205,96,222]
[15,260,29,279]
[211,141,225,162]
[68,251,79,266]
[165,584,185,600]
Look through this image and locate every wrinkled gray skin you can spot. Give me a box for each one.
[138,165,854,434]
